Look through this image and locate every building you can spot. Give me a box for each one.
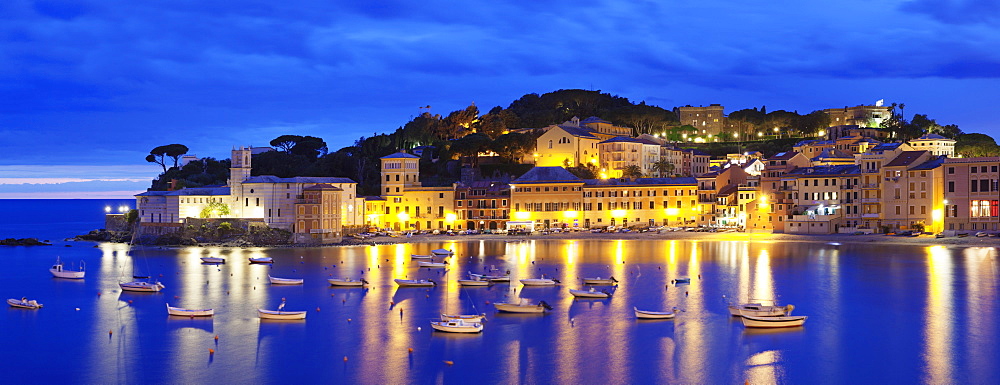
[509,167,585,230]
[374,152,457,231]
[943,157,1000,233]
[751,151,812,233]
[581,177,699,229]
[908,133,956,157]
[824,105,892,128]
[455,180,510,231]
[293,184,345,243]
[695,166,749,226]
[781,165,861,234]
[677,104,725,136]
[597,136,661,177]
[534,120,603,167]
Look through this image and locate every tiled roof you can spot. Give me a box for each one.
[871,143,903,151]
[913,133,951,141]
[363,196,386,201]
[785,164,861,176]
[555,125,599,139]
[303,183,344,191]
[581,116,612,124]
[582,177,697,186]
[243,176,357,184]
[884,151,928,167]
[768,151,800,161]
[812,148,855,161]
[380,152,420,159]
[910,156,946,170]
[512,167,582,184]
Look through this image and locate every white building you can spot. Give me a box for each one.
[908,134,956,157]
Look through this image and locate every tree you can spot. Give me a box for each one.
[652,159,675,177]
[199,201,231,218]
[450,133,492,167]
[147,144,189,172]
[566,163,598,179]
[290,136,328,158]
[270,135,304,152]
[622,165,643,179]
[490,132,537,162]
[956,133,1000,157]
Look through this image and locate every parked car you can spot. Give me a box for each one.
[976,231,988,237]
[935,233,945,238]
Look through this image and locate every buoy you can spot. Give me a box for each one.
[209,348,215,355]
[347,318,352,322]
[685,291,689,296]
[485,300,490,304]
[344,356,348,362]
[342,299,346,303]
[390,301,395,306]
[127,300,133,304]
[97,292,101,297]
[75,308,80,311]
[408,348,414,353]
[109,330,113,336]
[417,326,421,331]
[316,307,321,312]
[174,296,179,299]
[214,335,219,341]
[444,360,454,366]
[698,274,702,279]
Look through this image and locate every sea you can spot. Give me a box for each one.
[1,199,999,384]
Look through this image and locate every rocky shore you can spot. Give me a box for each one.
[0,238,51,246]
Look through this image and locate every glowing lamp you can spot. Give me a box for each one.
[562,211,578,219]
[514,211,531,220]
[610,209,627,218]
[665,208,680,216]
[396,212,410,222]
[445,213,457,222]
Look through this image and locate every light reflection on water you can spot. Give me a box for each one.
[2,239,999,383]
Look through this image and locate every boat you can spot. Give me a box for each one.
[519,278,560,286]
[417,261,448,268]
[728,303,792,317]
[327,278,369,287]
[268,275,304,285]
[672,277,691,284]
[8,297,43,309]
[431,248,454,256]
[120,280,165,292]
[200,257,225,263]
[50,257,85,279]
[469,272,510,282]
[569,287,612,298]
[634,307,678,319]
[249,257,274,264]
[394,279,436,287]
[457,276,491,286]
[429,319,483,333]
[741,314,808,328]
[258,301,306,320]
[441,313,487,323]
[582,276,618,285]
[494,299,552,313]
[410,254,432,259]
[166,303,214,317]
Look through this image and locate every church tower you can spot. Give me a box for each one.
[380,151,421,196]
[230,146,252,216]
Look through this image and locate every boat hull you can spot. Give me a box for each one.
[120,281,165,292]
[328,279,366,286]
[729,304,788,317]
[417,262,447,268]
[494,303,546,313]
[430,321,482,333]
[166,304,214,317]
[50,269,85,279]
[441,314,487,323]
[394,279,435,287]
[569,289,610,298]
[634,308,676,319]
[741,315,807,328]
[520,279,558,286]
[200,258,225,263]
[248,258,274,264]
[410,254,432,259]
[268,276,304,285]
[7,299,43,309]
[582,279,616,285]
[457,280,490,286]
[258,309,307,320]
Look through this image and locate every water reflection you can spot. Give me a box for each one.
[924,245,954,384]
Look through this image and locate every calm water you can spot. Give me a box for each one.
[0,199,132,240]
[1,202,999,384]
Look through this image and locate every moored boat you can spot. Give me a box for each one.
[569,287,611,298]
[50,257,85,279]
[327,278,369,287]
[458,275,491,286]
[394,279,436,287]
[431,248,454,256]
[494,299,552,313]
[634,307,678,319]
[741,314,808,328]
[469,272,510,282]
[582,276,618,285]
[200,257,225,263]
[258,300,306,320]
[8,297,43,309]
[166,303,214,317]
[417,261,448,268]
[249,257,274,264]
[268,275,304,285]
[729,303,792,317]
[520,278,560,286]
[441,313,487,323]
[410,254,432,259]
[120,280,165,292]
[430,319,483,333]
[672,277,691,284]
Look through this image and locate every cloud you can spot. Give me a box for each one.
[900,0,1000,24]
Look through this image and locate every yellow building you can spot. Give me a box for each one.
[880,151,944,232]
[372,151,457,231]
[509,167,585,229]
[293,184,344,243]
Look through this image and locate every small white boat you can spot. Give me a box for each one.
[50,257,85,279]
[268,275,304,285]
[200,257,225,263]
[520,278,560,286]
[8,297,43,309]
[582,276,618,285]
[120,281,165,292]
[166,303,214,317]
[410,254,432,260]
[430,319,483,333]
[258,301,307,320]
[672,277,691,284]
[441,313,487,323]
[729,303,792,317]
[431,248,454,256]
[394,279,436,287]
[458,276,491,286]
[569,287,611,298]
[417,261,448,268]
[741,314,808,328]
[249,257,274,264]
[494,299,552,313]
[327,278,369,287]
[469,272,510,282]
[634,307,678,319]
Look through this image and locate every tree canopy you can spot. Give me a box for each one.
[146,144,189,172]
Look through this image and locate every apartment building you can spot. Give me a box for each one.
[943,157,1000,233]
[598,136,661,177]
[677,104,725,136]
[781,165,860,234]
[880,151,944,232]
[581,177,699,229]
[908,133,956,157]
[752,151,811,233]
[455,181,511,231]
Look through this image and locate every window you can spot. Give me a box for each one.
[948,167,955,174]
[548,140,553,149]
[949,181,955,193]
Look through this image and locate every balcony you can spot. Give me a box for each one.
[861,183,879,189]
[840,184,855,189]
[777,186,796,191]
[860,198,880,203]
[861,213,880,218]
[295,199,320,204]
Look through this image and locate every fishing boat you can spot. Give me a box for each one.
[394,279,436,287]
[410,254,432,259]
[417,261,448,268]
[741,314,808,328]
[49,257,85,279]
[494,299,552,313]
[457,275,491,286]
[431,248,454,257]
[258,301,306,320]
[8,297,43,309]
[469,272,510,282]
[327,278,368,287]
[582,276,618,285]
[248,257,274,264]
[166,303,214,317]
[430,319,483,333]
[672,277,691,284]
[441,313,487,323]
[569,287,612,298]
[120,281,165,292]
[268,275,304,285]
[200,257,225,263]
[519,277,560,286]
[634,307,678,319]
[728,303,792,317]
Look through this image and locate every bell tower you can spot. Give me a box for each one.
[230,146,252,217]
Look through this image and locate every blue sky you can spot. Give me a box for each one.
[1,0,998,198]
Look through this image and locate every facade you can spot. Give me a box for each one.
[581,177,699,229]
[908,134,956,157]
[943,157,1000,233]
[534,122,603,167]
[752,151,812,233]
[824,105,892,128]
[598,137,661,177]
[374,152,457,231]
[293,184,345,243]
[677,104,725,136]
[455,181,511,231]
[509,167,585,230]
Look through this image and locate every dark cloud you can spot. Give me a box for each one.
[900,0,1000,24]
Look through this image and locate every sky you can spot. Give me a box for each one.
[2,0,998,198]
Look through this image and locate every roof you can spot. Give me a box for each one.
[871,143,903,152]
[598,136,660,145]
[581,116,612,124]
[135,186,230,197]
[363,196,386,201]
[884,151,929,168]
[685,149,710,156]
[582,177,697,187]
[812,148,855,161]
[768,151,801,161]
[380,152,420,159]
[913,133,951,141]
[785,164,861,176]
[554,125,599,139]
[302,183,343,191]
[242,176,357,184]
[512,167,582,184]
[910,156,945,171]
